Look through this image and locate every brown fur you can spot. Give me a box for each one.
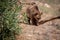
[26,3,43,26]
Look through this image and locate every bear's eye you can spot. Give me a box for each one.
[34,13,38,16]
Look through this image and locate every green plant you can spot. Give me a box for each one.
[0,0,22,40]
[22,12,28,23]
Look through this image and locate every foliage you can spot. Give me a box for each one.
[0,0,22,40]
[22,12,28,23]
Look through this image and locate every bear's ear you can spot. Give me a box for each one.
[34,6,39,10]
[31,2,36,5]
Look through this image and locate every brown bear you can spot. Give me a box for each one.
[26,2,43,26]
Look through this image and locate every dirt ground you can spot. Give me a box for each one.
[16,0,60,40]
[16,19,60,40]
